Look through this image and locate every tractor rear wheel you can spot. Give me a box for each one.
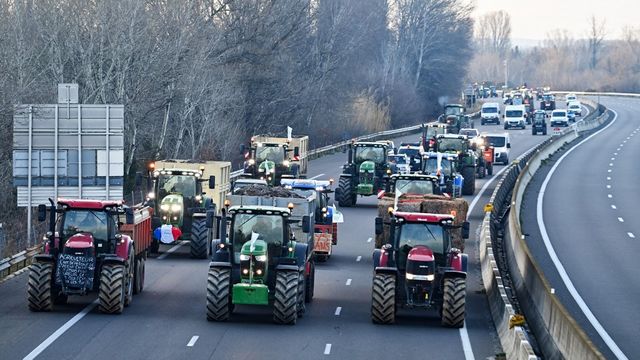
[441,277,466,328]
[337,177,354,207]
[273,271,298,325]
[190,219,209,259]
[27,262,54,312]
[206,267,232,321]
[487,163,493,176]
[461,166,476,195]
[371,273,395,324]
[99,264,126,314]
[133,257,145,294]
[297,272,306,318]
[305,261,315,303]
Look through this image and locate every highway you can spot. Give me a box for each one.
[520,95,639,359]
[0,106,551,360]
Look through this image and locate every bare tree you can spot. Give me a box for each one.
[587,15,606,69]
[476,10,511,57]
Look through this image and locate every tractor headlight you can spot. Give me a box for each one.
[248,159,255,165]
[240,254,250,261]
[160,204,170,211]
[242,268,249,275]
[195,195,202,202]
[282,160,290,167]
[153,170,160,177]
[170,204,182,212]
[256,269,263,275]
[406,273,434,281]
[255,255,267,262]
[147,192,155,200]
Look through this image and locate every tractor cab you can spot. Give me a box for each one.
[438,104,469,134]
[422,123,447,151]
[242,136,301,185]
[397,144,422,172]
[385,174,440,196]
[435,134,472,153]
[281,179,334,225]
[422,152,463,197]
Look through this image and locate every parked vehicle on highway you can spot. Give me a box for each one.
[503,105,526,130]
[550,109,569,127]
[531,110,548,136]
[397,143,422,172]
[567,101,582,116]
[480,102,500,125]
[28,199,151,314]
[483,133,510,164]
[540,94,556,111]
[565,93,577,105]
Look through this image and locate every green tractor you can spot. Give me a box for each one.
[206,204,314,324]
[437,104,473,134]
[146,161,216,259]
[434,134,478,196]
[335,141,392,207]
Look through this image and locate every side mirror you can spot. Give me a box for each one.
[502,114,505,118]
[293,147,300,157]
[240,144,246,155]
[135,172,142,187]
[462,221,470,239]
[208,175,216,189]
[507,143,511,149]
[206,210,215,229]
[37,204,47,222]
[125,208,134,224]
[375,217,383,235]
[302,215,311,233]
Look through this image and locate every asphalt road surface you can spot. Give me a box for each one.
[1,100,554,360]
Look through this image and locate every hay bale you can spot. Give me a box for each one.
[234,185,304,198]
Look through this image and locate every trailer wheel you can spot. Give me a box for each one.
[206,267,231,321]
[371,273,395,324]
[124,246,134,307]
[99,264,126,314]
[190,219,209,259]
[134,258,144,294]
[441,277,466,328]
[297,272,306,318]
[273,271,298,325]
[337,177,354,207]
[487,163,493,176]
[27,262,54,312]
[461,166,476,195]
[305,261,315,303]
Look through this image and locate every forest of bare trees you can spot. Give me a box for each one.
[0,0,474,254]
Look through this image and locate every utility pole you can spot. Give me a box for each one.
[504,59,508,89]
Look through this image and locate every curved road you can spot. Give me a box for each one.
[0,106,551,360]
[521,96,639,359]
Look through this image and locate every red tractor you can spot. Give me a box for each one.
[371,211,470,327]
[27,199,152,314]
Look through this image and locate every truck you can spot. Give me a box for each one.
[335,141,392,207]
[205,187,316,324]
[371,210,470,327]
[437,104,473,134]
[28,199,152,314]
[145,160,230,258]
[282,179,342,262]
[241,134,309,185]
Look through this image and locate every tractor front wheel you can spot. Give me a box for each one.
[371,273,395,324]
[297,272,306,318]
[273,271,298,325]
[27,262,54,312]
[461,166,476,195]
[337,177,354,207]
[441,277,466,328]
[206,267,232,321]
[98,264,126,314]
[124,246,134,307]
[190,219,209,259]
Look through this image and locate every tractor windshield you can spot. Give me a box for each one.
[396,222,445,269]
[445,107,463,116]
[484,136,506,148]
[426,126,446,138]
[394,180,435,195]
[256,145,285,163]
[355,146,385,163]
[423,157,453,176]
[437,138,465,152]
[60,210,108,242]
[158,174,197,198]
[232,214,284,262]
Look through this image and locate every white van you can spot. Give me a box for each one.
[481,102,500,125]
[503,105,526,130]
[483,133,511,164]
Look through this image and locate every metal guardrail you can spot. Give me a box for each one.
[0,245,41,283]
[480,98,609,359]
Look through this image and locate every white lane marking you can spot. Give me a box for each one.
[623,140,627,143]
[611,205,617,209]
[607,177,611,180]
[607,185,611,189]
[187,336,199,347]
[537,109,628,359]
[459,322,475,360]
[324,344,332,355]
[345,279,352,286]
[608,194,613,198]
[335,307,342,316]
[608,169,612,173]
[309,173,326,180]
[367,237,372,243]
[609,163,613,167]
[618,218,624,223]
[611,157,615,160]
[614,152,618,155]
[23,300,98,360]
[157,240,188,260]
[356,256,362,262]
[468,164,511,213]
[628,233,635,239]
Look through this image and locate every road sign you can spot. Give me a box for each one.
[552,127,561,136]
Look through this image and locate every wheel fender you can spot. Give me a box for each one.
[103,255,126,266]
[374,266,397,276]
[209,261,231,269]
[115,235,133,261]
[460,253,468,273]
[294,243,309,266]
[276,264,299,272]
[34,254,55,263]
[443,270,467,280]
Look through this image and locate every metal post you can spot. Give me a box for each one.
[106,105,110,200]
[504,59,508,89]
[27,106,33,246]
[78,104,82,198]
[54,104,59,199]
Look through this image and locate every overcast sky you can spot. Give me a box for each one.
[474,0,638,41]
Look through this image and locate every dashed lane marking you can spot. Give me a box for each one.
[607,185,611,189]
[345,279,352,286]
[608,194,613,198]
[158,240,189,260]
[628,233,635,239]
[367,237,372,243]
[618,218,624,223]
[309,173,326,180]
[324,344,332,355]
[335,307,342,316]
[356,256,362,262]
[187,336,199,347]
[612,205,617,209]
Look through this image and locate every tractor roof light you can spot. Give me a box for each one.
[287,203,294,210]
[322,207,327,213]
[329,178,334,184]
[387,207,394,215]
[199,165,205,172]
[224,199,231,208]
[149,162,156,170]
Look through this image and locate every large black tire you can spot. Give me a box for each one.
[305,261,315,303]
[133,257,145,294]
[206,267,232,321]
[98,264,126,314]
[371,273,395,324]
[190,219,209,259]
[124,247,134,307]
[461,166,476,195]
[27,262,54,312]
[150,239,159,254]
[297,272,306,318]
[441,277,466,328]
[487,163,493,176]
[273,271,298,325]
[337,177,354,207]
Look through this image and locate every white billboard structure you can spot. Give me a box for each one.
[12,84,124,242]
